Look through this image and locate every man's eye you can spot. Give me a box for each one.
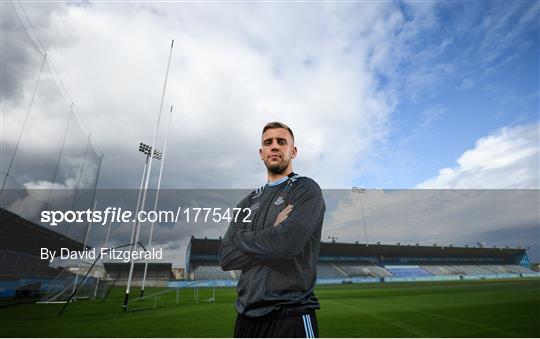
[279,140,286,145]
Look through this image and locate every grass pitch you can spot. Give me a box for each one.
[0,278,539,337]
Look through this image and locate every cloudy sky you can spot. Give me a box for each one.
[1,1,539,265]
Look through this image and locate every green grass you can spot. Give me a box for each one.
[1,278,539,337]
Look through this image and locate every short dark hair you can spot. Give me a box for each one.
[262,122,294,142]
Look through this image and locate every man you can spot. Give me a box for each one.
[219,122,325,338]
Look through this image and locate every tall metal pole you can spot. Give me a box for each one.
[123,39,174,310]
[359,190,369,244]
[140,105,173,297]
[130,153,150,247]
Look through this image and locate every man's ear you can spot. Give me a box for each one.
[259,148,263,160]
[291,146,297,159]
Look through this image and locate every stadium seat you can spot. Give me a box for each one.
[384,266,432,277]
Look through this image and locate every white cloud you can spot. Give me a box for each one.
[416,123,539,189]
[3,2,418,190]
[6,3,538,266]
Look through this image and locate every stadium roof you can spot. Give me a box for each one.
[319,241,526,259]
[188,238,527,260]
[0,207,87,257]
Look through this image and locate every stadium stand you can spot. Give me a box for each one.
[185,238,538,283]
[336,262,392,278]
[479,265,513,274]
[0,208,87,258]
[193,264,234,280]
[316,263,349,279]
[0,250,50,277]
[384,266,432,277]
[419,265,462,276]
[449,265,498,275]
[504,264,536,274]
[0,208,89,298]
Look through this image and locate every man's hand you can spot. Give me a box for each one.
[273,204,293,226]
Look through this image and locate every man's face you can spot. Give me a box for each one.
[259,128,297,175]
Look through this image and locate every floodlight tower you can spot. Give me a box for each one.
[129,143,162,248]
[123,39,174,311]
[140,106,173,298]
[122,142,161,309]
[352,187,369,244]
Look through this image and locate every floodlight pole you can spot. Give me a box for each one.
[140,105,173,298]
[353,187,369,244]
[123,143,161,308]
[360,192,369,244]
[123,39,173,311]
[130,150,151,248]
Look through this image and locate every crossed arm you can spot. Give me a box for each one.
[218,205,259,271]
[218,180,325,270]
